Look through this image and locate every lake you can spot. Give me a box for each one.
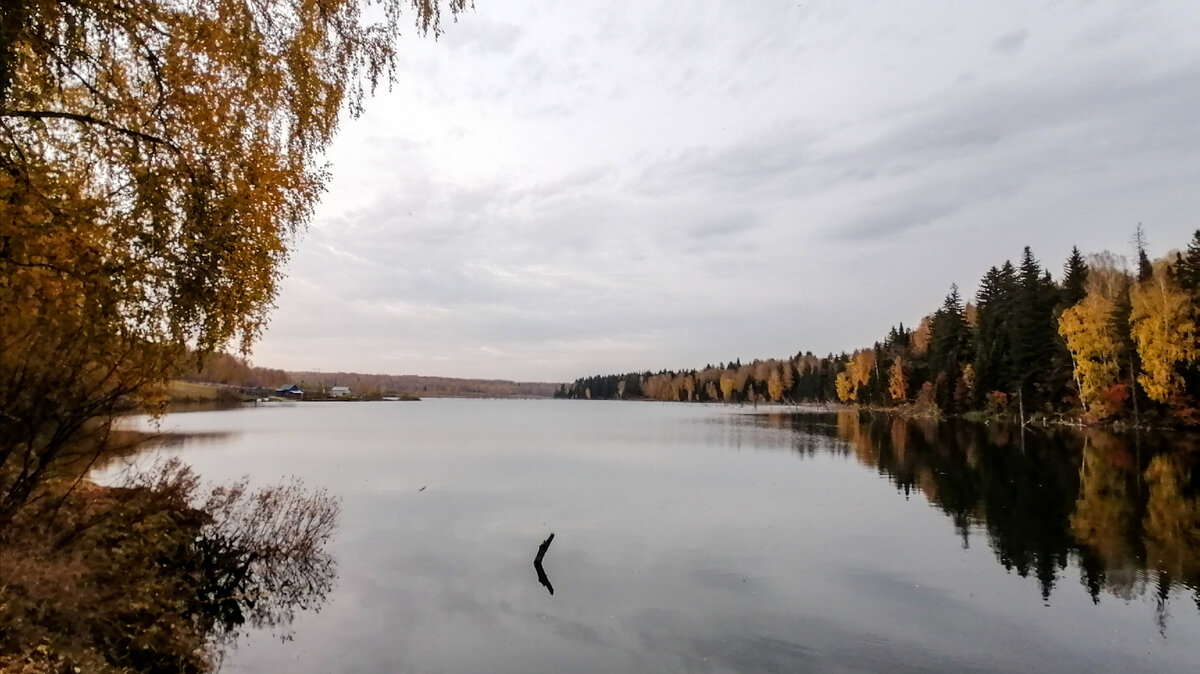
[106,399,1200,673]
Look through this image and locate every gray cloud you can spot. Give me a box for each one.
[838,198,958,242]
[991,29,1029,55]
[252,0,1200,380]
[443,16,523,55]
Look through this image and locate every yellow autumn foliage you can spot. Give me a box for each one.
[835,371,854,402]
[835,350,875,403]
[1072,434,1136,566]
[911,316,933,355]
[1058,294,1122,417]
[1129,267,1199,404]
[888,357,908,401]
[1144,455,1200,578]
[767,369,785,401]
[0,0,466,527]
[719,376,736,401]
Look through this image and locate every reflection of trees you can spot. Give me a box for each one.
[1144,454,1200,580]
[1071,432,1144,601]
[179,467,339,639]
[1141,451,1200,633]
[761,411,1200,622]
[0,458,338,672]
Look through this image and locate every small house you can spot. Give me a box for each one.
[330,386,352,398]
[275,384,304,398]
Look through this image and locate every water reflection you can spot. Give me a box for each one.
[102,400,1200,673]
[86,450,338,668]
[744,411,1200,625]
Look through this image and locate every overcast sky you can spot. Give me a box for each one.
[252,0,1200,382]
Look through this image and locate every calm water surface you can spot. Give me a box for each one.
[108,399,1200,673]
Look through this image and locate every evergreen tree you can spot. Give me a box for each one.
[1061,246,1089,308]
[1177,229,1200,296]
[1177,230,1200,405]
[1134,224,1153,283]
[930,285,971,372]
[974,263,1019,398]
[1111,280,1142,421]
[1042,267,1076,404]
[1138,250,1153,283]
[929,285,973,410]
[1010,247,1060,409]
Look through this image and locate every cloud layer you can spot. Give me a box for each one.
[253,0,1200,380]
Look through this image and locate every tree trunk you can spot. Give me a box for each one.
[1129,359,1140,425]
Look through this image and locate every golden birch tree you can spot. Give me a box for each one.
[682,374,696,402]
[1129,266,1199,405]
[836,350,875,403]
[888,357,908,402]
[767,368,785,401]
[719,375,736,401]
[835,371,856,403]
[912,316,933,355]
[1058,294,1122,417]
[0,0,467,529]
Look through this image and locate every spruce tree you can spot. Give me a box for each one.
[1177,229,1200,296]
[974,265,1014,397]
[931,285,970,373]
[1137,249,1153,283]
[1061,246,1088,308]
[1110,280,1141,421]
[1010,247,1058,409]
[1134,224,1153,282]
[1177,230,1200,401]
[929,285,973,411]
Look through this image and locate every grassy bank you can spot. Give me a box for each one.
[166,380,249,405]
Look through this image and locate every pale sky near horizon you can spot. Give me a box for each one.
[251,0,1200,383]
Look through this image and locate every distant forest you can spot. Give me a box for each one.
[559,228,1200,427]
[179,356,560,399]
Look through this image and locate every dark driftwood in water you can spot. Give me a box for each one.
[534,533,555,595]
[535,533,555,563]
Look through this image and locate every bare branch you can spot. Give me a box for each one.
[1,109,180,152]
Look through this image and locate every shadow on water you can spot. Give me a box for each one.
[739,410,1200,628]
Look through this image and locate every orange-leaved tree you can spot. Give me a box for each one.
[888,356,907,402]
[835,350,875,403]
[0,0,467,531]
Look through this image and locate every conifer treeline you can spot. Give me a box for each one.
[557,230,1200,425]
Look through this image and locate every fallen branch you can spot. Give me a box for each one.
[534,533,555,595]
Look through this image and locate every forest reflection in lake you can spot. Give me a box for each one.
[117,400,1200,673]
[746,410,1200,626]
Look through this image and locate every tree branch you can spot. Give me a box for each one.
[1,109,180,152]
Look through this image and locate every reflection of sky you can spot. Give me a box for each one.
[114,401,1200,673]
